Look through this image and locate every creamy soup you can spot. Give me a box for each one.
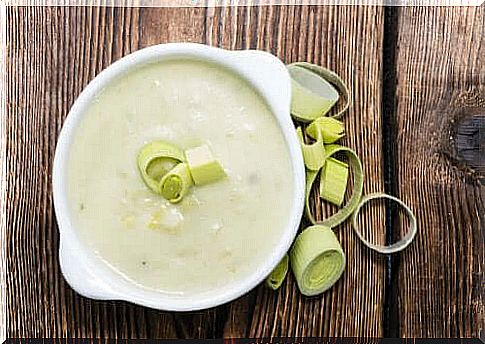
[67,59,293,296]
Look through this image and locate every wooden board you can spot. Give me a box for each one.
[5,3,482,339]
[5,5,387,338]
[391,6,484,338]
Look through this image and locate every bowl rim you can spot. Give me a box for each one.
[52,42,305,311]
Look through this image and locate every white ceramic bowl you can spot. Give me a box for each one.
[53,43,305,311]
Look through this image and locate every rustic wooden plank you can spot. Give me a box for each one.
[202,5,387,337]
[5,6,177,338]
[392,6,484,337]
[6,4,388,339]
[209,5,387,338]
[0,2,6,342]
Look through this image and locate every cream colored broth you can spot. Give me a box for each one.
[68,60,293,295]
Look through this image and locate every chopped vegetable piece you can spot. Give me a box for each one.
[288,62,350,120]
[265,254,289,290]
[159,163,194,203]
[296,127,326,171]
[185,144,226,186]
[288,65,339,122]
[320,157,349,206]
[304,144,364,228]
[137,141,185,193]
[290,225,345,296]
[306,117,345,144]
[351,193,417,254]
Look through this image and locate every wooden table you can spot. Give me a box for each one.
[4,4,484,339]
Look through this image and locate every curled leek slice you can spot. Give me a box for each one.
[290,225,345,296]
[159,163,194,203]
[289,62,350,121]
[351,193,417,254]
[288,64,339,122]
[296,127,326,171]
[265,254,289,290]
[306,116,345,144]
[137,141,185,193]
[305,144,363,228]
[320,157,349,207]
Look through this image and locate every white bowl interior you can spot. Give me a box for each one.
[53,43,305,311]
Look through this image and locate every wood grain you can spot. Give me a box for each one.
[391,6,484,337]
[5,5,387,338]
[5,3,483,339]
[5,6,176,338]
[239,5,388,338]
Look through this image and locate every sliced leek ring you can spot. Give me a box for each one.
[289,62,350,121]
[137,141,186,193]
[290,225,345,296]
[288,65,340,122]
[159,163,194,203]
[305,144,364,228]
[351,193,417,254]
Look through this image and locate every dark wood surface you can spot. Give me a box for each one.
[4,4,483,339]
[392,6,484,337]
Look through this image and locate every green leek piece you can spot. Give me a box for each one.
[351,193,417,254]
[296,127,326,171]
[320,157,349,207]
[137,141,186,193]
[306,117,345,144]
[305,144,363,228]
[159,163,194,203]
[288,62,350,120]
[288,65,339,122]
[185,144,226,186]
[290,225,345,296]
[265,254,289,290]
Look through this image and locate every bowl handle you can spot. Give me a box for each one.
[59,239,119,300]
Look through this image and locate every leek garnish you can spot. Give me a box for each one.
[306,117,345,144]
[138,142,225,202]
[319,157,349,207]
[305,144,364,228]
[159,163,194,203]
[288,65,340,122]
[351,193,417,254]
[185,144,226,186]
[296,127,326,171]
[290,225,345,296]
[265,254,289,290]
[288,62,350,120]
[137,141,186,193]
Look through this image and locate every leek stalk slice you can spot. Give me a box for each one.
[288,65,339,122]
[185,144,226,186]
[306,117,345,144]
[296,127,326,171]
[137,141,186,193]
[288,62,350,122]
[159,163,194,203]
[351,193,417,254]
[265,254,289,290]
[320,157,349,207]
[290,225,345,296]
[305,144,363,228]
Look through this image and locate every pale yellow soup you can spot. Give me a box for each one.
[68,59,293,296]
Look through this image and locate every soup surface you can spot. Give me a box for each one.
[68,59,294,296]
